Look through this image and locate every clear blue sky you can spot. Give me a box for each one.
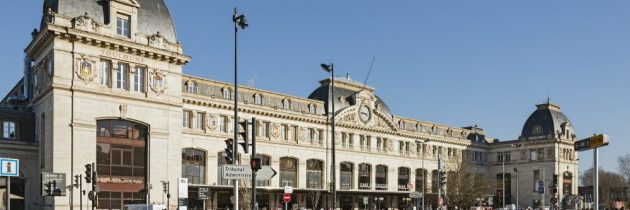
[1,1,629,178]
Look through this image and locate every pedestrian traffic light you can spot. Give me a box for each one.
[251,157,262,171]
[224,138,235,164]
[85,164,92,183]
[238,120,249,154]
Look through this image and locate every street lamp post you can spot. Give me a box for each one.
[321,63,336,210]
[232,8,248,210]
[511,143,522,210]
[502,161,505,209]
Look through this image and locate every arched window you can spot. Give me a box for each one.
[375,165,388,190]
[96,119,148,209]
[562,172,573,196]
[2,121,17,140]
[280,157,298,187]
[358,163,371,190]
[283,99,291,110]
[340,162,353,190]
[223,88,232,100]
[398,167,410,191]
[186,81,197,93]
[254,93,263,105]
[415,169,426,193]
[255,154,271,187]
[306,159,323,189]
[182,148,206,184]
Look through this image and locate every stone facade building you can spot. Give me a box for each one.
[0,0,578,210]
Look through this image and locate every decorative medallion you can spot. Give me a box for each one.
[521,150,527,160]
[75,54,97,82]
[546,148,554,159]
[206,114,218,131]
[148,32,168,49]
[270,124,280,139]
[149,69,168,95]
[409,143,417,155]
[387,141,394,152]
[119,104,128,119]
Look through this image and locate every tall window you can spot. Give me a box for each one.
[2,121,16,139]
[309,128,315,143]
[283,99,291,110]
[563,172,573,196]
[358,163,371,190]
[375,165,388,190]
[533,170,540,192]
[182,148,206,184]
[187,81,197,93]
[96,120,147,209]
[398,167,410,191]
[223,88,232,100]
[116,63,129,90]
[116,14,130,37]
[306,159,323,189]
[220,116,228,133]
[254,94,263,105]
[100,60,111,87]
[132,67,145,92]
[415,169,426,193]
[195,112,204,130]
[183,111,191,128]
[280,157,298,187]
[281,124,288,140]
[255,155,271,186]
[340,162,353,190]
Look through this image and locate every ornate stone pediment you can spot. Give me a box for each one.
[148,32,169,49]
[335,104,397,131]
[72,13,98,32]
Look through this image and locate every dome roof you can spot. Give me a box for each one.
[521,102,574,138]
[43,0,178,42]
[308,76,392,118]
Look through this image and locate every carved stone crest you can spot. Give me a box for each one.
[206,114,218,131]
[148,32,168,49]
[387,141,394,152]
[149,69,168,95]
[119,104,128,119]
[73,13,97,32]
[547,148,554,159]
[298,127,307,142]
[270,124,280,139]
[409,143,417,155]
[521,150,527,160]
[75,54,98,82]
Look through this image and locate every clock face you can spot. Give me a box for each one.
[359,105,371,123]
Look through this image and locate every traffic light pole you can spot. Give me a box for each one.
[251,118,257,210]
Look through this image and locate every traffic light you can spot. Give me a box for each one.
[85,164,92,183]
[439,171,448,185]
[238,120,249,154]
[552,174,558,194]
[224,138,235,164]
[251,157,262,171]
[74,175,80,187]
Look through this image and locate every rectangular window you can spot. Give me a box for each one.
[182,111,191,128]
[497,152,504,162]
[533,170,540,192]
[116,15,131,37]
[40,113,46,168]
[219,116,227,133]
[195,112,204,130]
[377,138,382,152]
[100,60,111,87]
[348,134,354,148]
[281,125,288,141]
[116,63,129,90]
[2,121,16,140]
[318,129,324,145]
[366,136,371,150]
[309,128,315,143]
[132,67,145,92]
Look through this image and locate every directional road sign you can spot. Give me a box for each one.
[410,192,423,198]
[0,158,18,177]
[222,165,277,180]
[41,172,67,196]
[575,134,609,152]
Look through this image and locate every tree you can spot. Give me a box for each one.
[617,154,630,183]
[445,159,499,209]
[239,180,254,210]
[580,167,626,208]
[308,190,322,210]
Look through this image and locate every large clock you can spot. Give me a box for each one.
[359,105,371,123]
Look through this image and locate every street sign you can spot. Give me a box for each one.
[41,172,66,196]
[283,193,292,203]
[0,158,18,177]
[550,197,558,204]
[284,186,293,194]
[222,165,277,180]
[179,178,189,210]
[537,180,545,193]
[575,134,609,152]
[198,187,210,200]
[410,192,423,198]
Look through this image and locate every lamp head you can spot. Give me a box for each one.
[320,63,333,73]
[234,14,248,29]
